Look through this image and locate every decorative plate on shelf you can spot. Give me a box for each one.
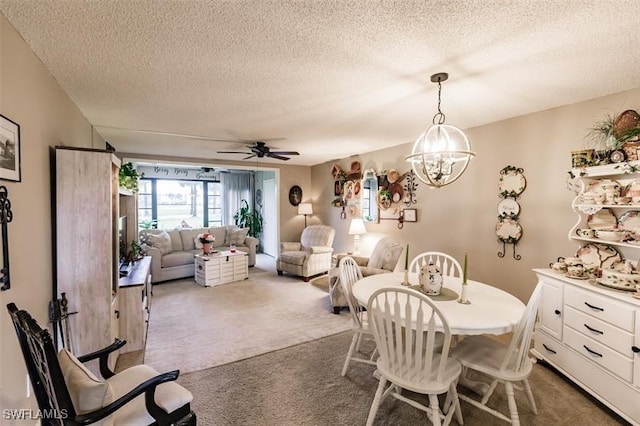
[618,210,640,232]
[576,243,622,270]
[587,208,617,230]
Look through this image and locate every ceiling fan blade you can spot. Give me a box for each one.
[243,154,257,160]
[270,151,299,156]
[217,151,251,154]
[267,153,291,161]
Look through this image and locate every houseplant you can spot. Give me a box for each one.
[119,162,143,192]
[233,199,263,240]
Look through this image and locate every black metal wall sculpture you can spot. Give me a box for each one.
[0,186,13,290]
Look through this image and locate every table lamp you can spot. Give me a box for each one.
[348,218,367,254]
[298,203,313,227]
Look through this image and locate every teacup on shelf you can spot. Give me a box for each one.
[575,228,595,238]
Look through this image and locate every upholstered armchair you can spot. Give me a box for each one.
[277,224,336,281]
[329,237,403,313]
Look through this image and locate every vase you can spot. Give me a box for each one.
[202,243,211,255]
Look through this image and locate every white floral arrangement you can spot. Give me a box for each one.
[198,232,215,244]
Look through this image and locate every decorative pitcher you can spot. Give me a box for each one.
[419,261,443,295]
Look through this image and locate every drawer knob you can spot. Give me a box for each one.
[583,323,604,335]
[632,346,640,353]
[554,309,561,315]
[584,301,604,311]
[198,265,203,270]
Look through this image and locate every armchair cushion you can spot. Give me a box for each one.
[361,267,392,277]
[280,242,302,252]
[58,349,113,417]
[309,245,333,254]
[107,365,193,425]
[278,251,307,266]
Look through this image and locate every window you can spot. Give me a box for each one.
[138,178,223,229]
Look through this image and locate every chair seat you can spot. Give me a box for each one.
[454,335,533,381]
[379,355,462,395]
[108,365,193,425]
[278,251,307,266]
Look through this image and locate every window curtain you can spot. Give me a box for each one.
[221,172,254,226]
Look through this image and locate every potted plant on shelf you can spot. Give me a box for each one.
[119,162,143,192]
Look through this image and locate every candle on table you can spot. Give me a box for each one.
[404,244,409,270]
[463,253,468,284]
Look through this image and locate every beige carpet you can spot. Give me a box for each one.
[144,255,351,374]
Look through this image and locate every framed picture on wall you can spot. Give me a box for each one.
[403,208,417,222]
[0,115,21,182]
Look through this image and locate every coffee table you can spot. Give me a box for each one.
[195,250,248,287]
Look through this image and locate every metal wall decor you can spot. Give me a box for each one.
[403,170,419,206]
[496,166,525,260]
[0,186,13,290]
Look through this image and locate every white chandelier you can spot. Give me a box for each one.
[405,72,475,188]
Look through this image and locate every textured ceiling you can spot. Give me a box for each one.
[2,0,639,166]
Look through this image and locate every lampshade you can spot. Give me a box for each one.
[348,218,367,235]
[297,203,313,215]
[405,72,475,188]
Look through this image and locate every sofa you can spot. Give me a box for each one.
[276,225,335,281]
[139,226,258,283]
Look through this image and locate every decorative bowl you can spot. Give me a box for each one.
[595,229,629,242]
[600,269,640,289]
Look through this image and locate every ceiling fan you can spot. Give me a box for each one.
[217,141,300,161]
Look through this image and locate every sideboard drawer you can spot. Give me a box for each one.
[564,326,633,382]
[564,306,634,356]
[564,285,634,331]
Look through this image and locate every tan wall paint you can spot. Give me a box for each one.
[0,14,101,414]
[313,87,640,303]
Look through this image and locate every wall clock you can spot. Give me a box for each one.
[288,185,302,206]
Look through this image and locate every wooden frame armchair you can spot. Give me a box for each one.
[7,302,196,425]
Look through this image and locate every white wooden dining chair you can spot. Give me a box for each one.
[452,282,543,425]
[366,287,463,426]
[339,256,377,376]
[409,251,463,278]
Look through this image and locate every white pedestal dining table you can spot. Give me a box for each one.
[352,272,525,336]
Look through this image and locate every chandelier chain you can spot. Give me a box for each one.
[432,80,446,125]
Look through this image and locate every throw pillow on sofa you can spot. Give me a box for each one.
[147,231,173,255]
[228,227,249,245]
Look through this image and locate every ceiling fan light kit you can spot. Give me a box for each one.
[405,72,475,188]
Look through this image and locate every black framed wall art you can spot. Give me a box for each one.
[0,115,21,182]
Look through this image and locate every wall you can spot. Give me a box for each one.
[0,14,100,418]
[312,87,640,303]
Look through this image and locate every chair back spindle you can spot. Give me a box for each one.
[409,252,462,278]
[339,256,365,327]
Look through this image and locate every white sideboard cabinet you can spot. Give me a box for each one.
[532,162,640,424]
